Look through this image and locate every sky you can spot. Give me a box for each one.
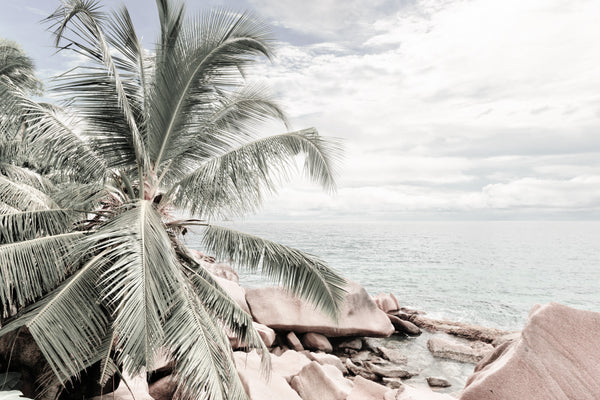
[2,0,600,221]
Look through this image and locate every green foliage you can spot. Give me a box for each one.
[0,1,346,399]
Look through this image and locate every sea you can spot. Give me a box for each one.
[185,220,600,390]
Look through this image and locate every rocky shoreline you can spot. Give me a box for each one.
[3,252,599,400]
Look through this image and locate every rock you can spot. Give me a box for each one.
[347,376,391,400]
[246,281,394,337]
[337,338,363,351]
[307,352,347,373]
[253,322,276,348]
[409,314,511,343]
[272,350,312,379]
[190,249,239,282]
[373,293,400,313]
[377,346,407,365]
[388,315,421,335]
[367,362,416,379]
[214,276,250,314]
[89,372,153,400]
[148,376,177,400]
[427,336,493,363]
[286,331,304,351]
[426,377,451,388]
[271,346,288,356]
[345,358,378,380]
[384,384,456,400]
[290,361,353,400]
[302,332,333,352]
[461,303,600,400]
[234,351,302,400]
[491,331,520,347]
[389,310,411,321]
[382,378,403,389]
[350,350,379,364]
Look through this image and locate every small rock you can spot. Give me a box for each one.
[388,315,421,335]
[350,350,378,364]
[302,332,333,352]
[377,346,408,365]
[345,358,378,380]
[427,336,493,363]
[290,362,353,400]
[286,331,304,351]
[271,346,288,356]
[367,362,416,379]
[337,338,363,351]
[426,377,451,388]
[385,384,456,400]
[253,322,276,348]
[308,352,347,374]
[347,376,391,400]
[382,377,404,389]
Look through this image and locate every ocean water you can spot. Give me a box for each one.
[185,220,600,390]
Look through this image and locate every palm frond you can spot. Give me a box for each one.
[0,232,85,316]
[0,208,76,243]
[202,224,347,319]
[0,252,109,383]
[0,176,57,211]
[169,128,340,219]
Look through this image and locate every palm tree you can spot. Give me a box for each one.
[0,0,346,399]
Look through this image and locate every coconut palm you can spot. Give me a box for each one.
[0,0,346,399]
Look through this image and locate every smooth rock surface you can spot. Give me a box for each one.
[253,322,276,348]
[290,361,353,400]
[409,314,510,343]
[374,293,400,313]
[246,281,394,337]
[461,303,600,400]
[426,377,451,388]
[347,376,391,400]
[148,376,177,400]
[302,332,333,352]
[89,373,153,400]
[308,352,347,373]
[286,331,304,351]
[377,346,408,365]
[388,315,422,335]
[427,336,493,363]
[367,362,416,379]
[214,276,250,314]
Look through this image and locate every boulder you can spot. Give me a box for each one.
[286,331,304,351]
[427,336,493,363]
[302,332,333,352]
[374,293,400,313]
[426,377,451,388]
[409,314,510,343]
[367,362,416,380]
[148,376,177,400]
[214,276,250,314]
[388,315,421,335]
[377,346,407,365]
[272,350,312,379]
[382,378,403,389]
[246,281,394,337]
[307,352,347,373]
[346,358,378,380]
[253,322,276,348]
[290,361,353,400]
[234,351,302,400]
[189,249,239,282]
[337,338,363,351]
[461,303,600,400]
[347,376,391,400]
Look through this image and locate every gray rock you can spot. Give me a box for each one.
[388,314,421,335]
[427,336,493,363]
[377,346,408,365]
[367,362,416,379]
[426,377,451,388]
[382,378,404,389]
[338,338,363,351]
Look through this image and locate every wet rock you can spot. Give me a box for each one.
[427,336,493,363]
[337,338,363,351]
[388,315,421,335]
[426,377,451,388]
[345,358,378,380]
[290,361,353,400]
[367,362,416,380]
[302,332,333,352]
[377,346,407,365]
[461,303,600,400]
[382,377,404,389]
[286,331,304,351]
[373,293,400,313]
[347,376,391,400]
[409,314,511,343]
[246,281,394,337]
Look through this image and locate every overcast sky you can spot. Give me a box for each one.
[2,0,600,221]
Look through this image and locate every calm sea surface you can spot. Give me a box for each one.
[186,220,600,389]
[187,220,600,331]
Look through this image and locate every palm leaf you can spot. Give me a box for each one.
[202,224,346,319]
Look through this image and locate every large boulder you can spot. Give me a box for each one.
[246,281,394,337]
[427,336,493,363]
[214,276,250,314]
[461,303,600,400]
[290,361,353,400]
[347,376,391,400]
[253,322,276,347]
[302,332,333,352]
[374,293,400,313]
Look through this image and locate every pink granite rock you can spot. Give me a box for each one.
[307,352,347,373]
[427,336,493,363]
[460,303,600,400]
[286,331,304,351]
[374,293,400,313]
[302,332,333,352]
[290,361,353,400]
[384,385,455,400]
[89,372,153,400]
[253,322,276,347]
[214,276,250,314]
[347,376,391,400]
[246,280,394,337]
[148,376,177,400]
